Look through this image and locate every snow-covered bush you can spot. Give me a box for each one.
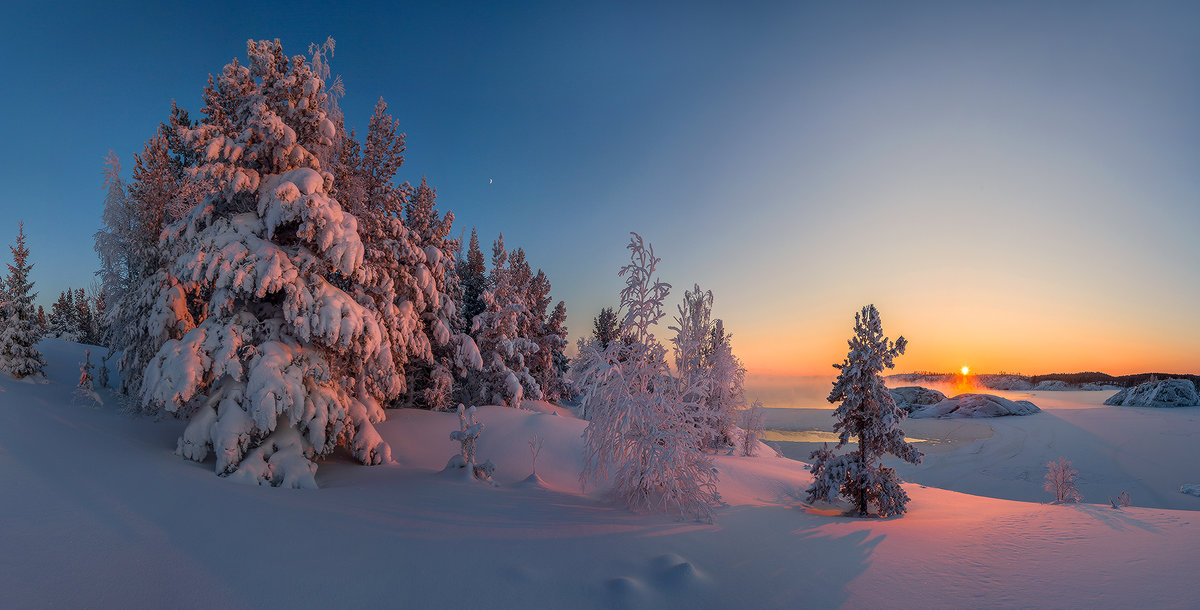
[806,305,922,517]
[445,404,495,483]
[74,349,103,408]
[738,403,764,457]
[1109,490,1131,509]
[1044,457,1082,503]
[139,39,394,487]
[578,233,719,522]
[0,223,47,379]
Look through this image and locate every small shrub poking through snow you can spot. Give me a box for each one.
[1110,491,1132,509]
[1044,457,1083,503]
[529,433,544,477]
[73,349,102,408]
[446,405,495,483]
[738,403,764,457]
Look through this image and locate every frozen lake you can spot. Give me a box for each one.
[749,375,1200,511]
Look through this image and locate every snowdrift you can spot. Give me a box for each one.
[2,339,1198,608]
[1103,378,1200,408]
[909,393,1041,418]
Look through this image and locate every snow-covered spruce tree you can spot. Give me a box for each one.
[48,289,77,339]
[402,176,477,410]
[523,267,570,402]
[327,97,420,407]
[140,39,395,488]
[465,234,541,407]
[578,233,719,521]
[455,227,488,334]
[74,288,98,345]
[592,306,621,348]
[0,223,47,379]
[444,404,495,483]
[806,305,922,517]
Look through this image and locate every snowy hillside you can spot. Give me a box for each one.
[2,340,1198,607]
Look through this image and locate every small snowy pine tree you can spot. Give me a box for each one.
[0,223,47,379]
[806,305,922,517]
[445,404,495,483]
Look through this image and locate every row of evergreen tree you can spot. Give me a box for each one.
[83,38,570,486]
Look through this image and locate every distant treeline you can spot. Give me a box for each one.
[1027,372,1200,388]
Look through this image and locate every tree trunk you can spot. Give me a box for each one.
[857,439,868,517]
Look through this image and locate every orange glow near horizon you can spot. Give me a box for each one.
[961,366,970,376]
[730,302,1200,378]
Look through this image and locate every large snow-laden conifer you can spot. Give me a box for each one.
[140,39,394,488]
[0,223,47,379]
[577,233,719,521]
[806,305,922,517]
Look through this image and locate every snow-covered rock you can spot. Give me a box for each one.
[910,393,1041,418]
[979,375,1033,391]
[1104,379,1200,408]
[1033,380,1072,391]
[889,386,948,413]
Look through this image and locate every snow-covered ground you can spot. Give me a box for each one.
[2,340,1198,607]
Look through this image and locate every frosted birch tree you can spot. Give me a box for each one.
[578,233,719,521]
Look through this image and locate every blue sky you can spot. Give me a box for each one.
[2,1,1198,373]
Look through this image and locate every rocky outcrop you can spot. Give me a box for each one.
[909,393,1041,418]
[1104,379,1200,408]
[889,386,948,413]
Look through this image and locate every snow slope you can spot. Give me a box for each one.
[2,340,1198,607]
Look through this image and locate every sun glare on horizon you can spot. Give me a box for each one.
[961,366,970,375]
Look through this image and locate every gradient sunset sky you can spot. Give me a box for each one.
[3,1,1198,375]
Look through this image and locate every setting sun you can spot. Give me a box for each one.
[961,366,970,375]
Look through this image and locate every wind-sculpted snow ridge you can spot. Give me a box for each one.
[1104,379,1200,408]
[909,393,1041,418]
[888,386,947,413]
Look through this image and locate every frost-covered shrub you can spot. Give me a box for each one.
[139,39,394,487]
[0,223,46,379]
[738,403,764,457]
[1109,490,1131,509]
[445,404,495,483]
[528,433,544,478]
[74,350,103,408]
[1044,457,1082,503]
[578,233,719,522]
[806,305,922,517]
